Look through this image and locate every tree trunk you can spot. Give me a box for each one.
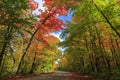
[15,9,53,75]
[89,54,95,72]
[88,26,99,72]
[29,52,37,74]
[94,24,110,73]
[110,38,119,71]
[0,26,12,67]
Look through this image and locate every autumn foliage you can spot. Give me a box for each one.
[0,0,69,76]
[29,0,38,10]
[28,0,68,44]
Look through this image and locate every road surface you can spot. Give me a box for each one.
[21,71,91,80]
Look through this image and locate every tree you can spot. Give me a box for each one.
[0,0,33,69]
[59,0,120,75]
[16,0,68,75]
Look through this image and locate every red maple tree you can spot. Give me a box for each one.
[16,0,68,74]
[29,0,68,43]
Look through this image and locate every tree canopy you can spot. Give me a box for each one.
[0,0,120,79]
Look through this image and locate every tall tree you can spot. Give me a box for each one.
[16,0,68,75]
[0,0,33,68]
[59,0,120,75]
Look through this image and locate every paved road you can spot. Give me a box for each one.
[21,71,91,80]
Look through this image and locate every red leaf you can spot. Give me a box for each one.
[29,0,38,10]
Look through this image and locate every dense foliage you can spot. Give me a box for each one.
[0,0,120,79]
[0,0,68,77]
[58,0,120,77]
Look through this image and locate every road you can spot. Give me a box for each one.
[21,71,91,80]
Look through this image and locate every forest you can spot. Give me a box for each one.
[0,0,120,79]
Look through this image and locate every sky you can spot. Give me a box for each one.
[58,10,73,23]
[51,10,73,41]
[33,0,45,14]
